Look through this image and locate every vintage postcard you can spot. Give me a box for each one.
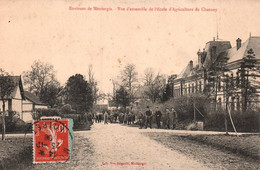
[0,0,259,169]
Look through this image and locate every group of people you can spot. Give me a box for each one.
[92,106,178,130]
[118,112,135,125]
[93,111,119,124]
[139,106,178,129]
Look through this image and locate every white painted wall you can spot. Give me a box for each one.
[12,87,23,119]
[35,105,48,109]
[0,87,23,119]
[23,99,33,112]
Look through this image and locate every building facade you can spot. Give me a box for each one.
[171,36,260,112]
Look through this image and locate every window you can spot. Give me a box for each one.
[237,97,240,111]
[216,77,220,91]
[195,81,198,93]
[236,72,240,87]
[181,81,184,96]
[231,74,234,87]
[218,97,222,109]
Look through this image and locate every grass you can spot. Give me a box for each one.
[182,134,260,160]
[73,121,92,131]
[144,132,260,169]
[0,137,32,170]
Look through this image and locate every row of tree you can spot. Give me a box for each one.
[0,61,101,140]
[22,60,99,113]
[112,63,174,108]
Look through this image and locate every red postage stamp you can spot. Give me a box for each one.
[33,119,71,163]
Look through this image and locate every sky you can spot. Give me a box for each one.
[0,0,260,93]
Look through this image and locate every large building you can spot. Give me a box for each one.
[171,36,260,112]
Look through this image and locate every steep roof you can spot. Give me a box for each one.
[176,62,193,80]
[24,91,46,105]
[174,36,260,82]
[227,36,260,63]
[0,76,25,99]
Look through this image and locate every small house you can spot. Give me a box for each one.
[22,91,48,122]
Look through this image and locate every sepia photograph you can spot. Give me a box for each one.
[0,0,260,169]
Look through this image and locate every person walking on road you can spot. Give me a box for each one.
[104,111,109,124]
[139,111,145,129]
[114,111,118,122]
[98,112,102,123]
[155,106,162,129]
[124,113,128,124]
[145,106,152,129]
[165,108,170,129]
[94,113,97,123]
[127,112,132,125]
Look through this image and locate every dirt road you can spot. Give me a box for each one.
[81,123,209,170]
[10,123,259,170]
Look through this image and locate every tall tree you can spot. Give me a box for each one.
[23,60,60,105]
[144,72,167,103]
[143,67,155,85]
[64,74,93,113]
[120,63,138,102]
[240,48,259,111]
[142,68,167,103]
[88,65,99,104]
[41,84,62,108]
[0,69,16,140]
[162,83,172,102]
[114,86,130,109]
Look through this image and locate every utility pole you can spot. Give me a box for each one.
[224,96,229,135]
[223,74,229,135]
[193,102,196,122]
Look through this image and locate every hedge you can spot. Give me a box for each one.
[204,109,260,132]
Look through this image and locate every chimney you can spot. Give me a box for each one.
[236,38,241,50]
[189,60,193,70]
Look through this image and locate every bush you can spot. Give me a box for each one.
[60,114,81,124]
[229,110,260,132]
[0,116,30,133]
[33,108,61,120]
[60,104,76,114]
[32,107,92,131]
[7,117,31,132]
[60,104,72,114]
[204,111,226,131]
[0,111,31,132]
[204,109,260,132]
